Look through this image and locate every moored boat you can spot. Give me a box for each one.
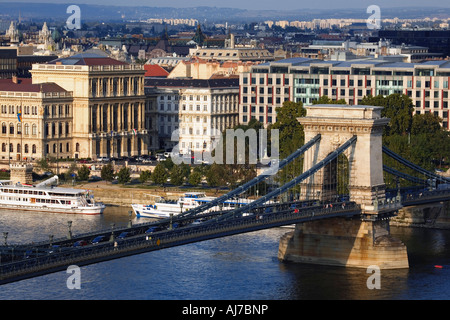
[131,192,252,219]
[0,176,105,215]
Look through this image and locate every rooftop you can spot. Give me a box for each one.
[46,52,128,66]
[0,78,68,93]
[145,77,239,89]
[255,57,450,71]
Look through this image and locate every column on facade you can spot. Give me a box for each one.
[106,103,111,133]
[128,102,133,132]
[119,103,123,131]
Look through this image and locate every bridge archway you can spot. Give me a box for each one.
[279,105,409,269]
[299,105,389,213]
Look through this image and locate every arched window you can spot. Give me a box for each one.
[17,144,21,153]
[53,143,56,153]
[9,143,13,152]
[32,124,37,136]
[24,144,29,153]
[2,123,6,134]
[24,123,29,135]
[9,123,14,134]
[1,143,5,152]
[32,144,36,154]
[75,143,80,152]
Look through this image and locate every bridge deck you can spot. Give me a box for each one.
[0,202,361,285]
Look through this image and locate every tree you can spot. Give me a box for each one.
[162,157,174,171]
[151,162,168,186]
[117,167,131,184]
[139,170,151,183]
[360,94,414,136]
[188,170,202,186]
[205,162,226,188]
[178,163,191,181]
[101,163,114,182]
[36,158,51,172]
[77,165,91,181]
[170,165,185,186]
[269,101,306,158]
[64,162,77,181]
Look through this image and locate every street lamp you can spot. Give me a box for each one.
[128,210,133,228]
[67,221,72,240]
[110,223,115,242]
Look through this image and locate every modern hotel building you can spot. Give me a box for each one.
[239,57,450,129]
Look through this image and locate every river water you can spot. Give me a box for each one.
[1,206,450,301]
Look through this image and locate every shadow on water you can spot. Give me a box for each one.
[278,262,410,300]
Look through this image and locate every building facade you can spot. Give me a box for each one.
[30,53,149,159]
[145,78,239,155]
[178,85,239,156]
[239,57,450,129]
[0,77,73,161]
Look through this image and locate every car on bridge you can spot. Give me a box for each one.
[117,232,132,239]
[91,235,107,244]
[73,240,88,247]
[145,226,162,233]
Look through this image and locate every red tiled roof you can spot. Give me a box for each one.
[144,64,169,77]
[0,78,68,93]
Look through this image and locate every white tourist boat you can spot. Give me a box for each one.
[0,176,105,215]
[131,192,252,219]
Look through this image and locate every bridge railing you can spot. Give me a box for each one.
[371,195,402,211]
[401,187,450,203]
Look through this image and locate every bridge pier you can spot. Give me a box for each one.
[279,105,409,269]
[278,217,408,269]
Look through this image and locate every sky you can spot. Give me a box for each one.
[2,0,450,11]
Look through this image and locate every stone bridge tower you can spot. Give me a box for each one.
[278,105,409,269]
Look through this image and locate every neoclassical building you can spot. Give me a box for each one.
[0,77,73,161]
[31,52,149,159]
[145,78,239,155]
